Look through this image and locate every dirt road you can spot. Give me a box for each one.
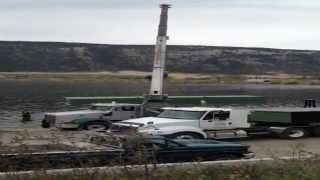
[241,137,320,158]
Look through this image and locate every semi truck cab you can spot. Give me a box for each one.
[111,107,250,139]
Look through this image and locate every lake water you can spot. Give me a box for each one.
[1,80,320,128]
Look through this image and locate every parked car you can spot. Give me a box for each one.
[120,135,254,163]
[89,134,254,163]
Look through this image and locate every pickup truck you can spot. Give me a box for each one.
[42,103,143,130]
[111,107,320,139]
[0,135,253,171]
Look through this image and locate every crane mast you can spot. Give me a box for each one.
[149,4,171,100]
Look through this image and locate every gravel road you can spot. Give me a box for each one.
[241,137,320,158]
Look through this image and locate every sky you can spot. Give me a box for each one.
[1,0,320,50]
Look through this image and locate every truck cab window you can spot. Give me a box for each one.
[214,111,230,121]
[203,112,214,120]
[121,106,135,111]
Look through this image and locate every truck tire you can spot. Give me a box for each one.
[281,128,309,139]
[169,132,204,139]
[41,120,50,128]
[312,127,320,136]
[82,121,110,130]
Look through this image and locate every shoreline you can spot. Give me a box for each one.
[0,71,319,85]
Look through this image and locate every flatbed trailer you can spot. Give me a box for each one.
[245,108,320,139]
[65,95,266,106]
[204,108,320,140]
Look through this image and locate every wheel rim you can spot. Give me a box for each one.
[288,129,304,138]
[87,124,106,130]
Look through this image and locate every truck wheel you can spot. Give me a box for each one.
[282,128,308,139]
[83,121,110,130]
[170,132,204,139]
[312,127,320,136]
[41,120,50,128]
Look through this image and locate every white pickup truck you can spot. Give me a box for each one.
[111,107,251,139]
[42,103,143,130]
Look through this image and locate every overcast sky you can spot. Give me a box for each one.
[1,0,320,50]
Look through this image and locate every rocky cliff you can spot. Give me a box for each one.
[1,41,320,75]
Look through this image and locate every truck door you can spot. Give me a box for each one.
[200,111,232,130]
[200,111,215,130]
[111,106,136,121]
[213,111,233,129]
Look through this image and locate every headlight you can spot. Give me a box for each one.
[139,125,159,131]
[138,126,163,136]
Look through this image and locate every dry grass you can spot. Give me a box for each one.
[0,130,320,179]
[2,158,320,180]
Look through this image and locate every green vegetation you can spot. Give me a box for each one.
[2,158,320,180]
[1,41,320,75]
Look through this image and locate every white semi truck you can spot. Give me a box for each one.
[111,107,251,139]
[111,107,320,139]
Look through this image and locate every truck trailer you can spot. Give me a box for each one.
[247,108,320,138]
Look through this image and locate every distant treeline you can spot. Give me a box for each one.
[1,41,320,74]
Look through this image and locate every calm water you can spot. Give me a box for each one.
[1,80,320,128]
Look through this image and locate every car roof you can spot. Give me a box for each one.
[161,107,231,112]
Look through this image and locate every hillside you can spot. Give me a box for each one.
[1,41,320,75]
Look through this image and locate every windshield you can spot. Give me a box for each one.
[157,110,205,120]
[90,105,113,111]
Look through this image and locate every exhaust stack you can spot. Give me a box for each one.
[149,4,171,98]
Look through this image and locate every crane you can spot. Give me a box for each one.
[65,4,264,106]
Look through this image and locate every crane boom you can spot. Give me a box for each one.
[149,4,171,98]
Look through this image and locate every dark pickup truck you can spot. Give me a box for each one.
[122,136,253,163]
[0,136,253,172]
